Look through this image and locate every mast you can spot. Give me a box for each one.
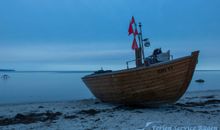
[127,16,149,68]
[134,22,141,49]
[138,22,145,63]
[132,18,142,67]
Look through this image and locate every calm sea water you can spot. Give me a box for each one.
[0,70,219,104]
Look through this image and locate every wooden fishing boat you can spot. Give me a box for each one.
[82,17,199,105]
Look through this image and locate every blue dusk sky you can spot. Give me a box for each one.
[0,0,220,71]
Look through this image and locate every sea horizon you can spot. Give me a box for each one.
[1,69,220,73]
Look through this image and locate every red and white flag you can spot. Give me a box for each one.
[128,16,139,50]
[128,16,135,35]
[128,23,134,35]
[130,16,135,24]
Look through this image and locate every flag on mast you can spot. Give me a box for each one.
[128,23,134,35]
[132,37,138,50]
[130,16,135,24]
[128,16,139,50]
[128,16,135,35]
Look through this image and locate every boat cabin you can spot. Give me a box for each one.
[127,47,172,69]
[144,48,171,66]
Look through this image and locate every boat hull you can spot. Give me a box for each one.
[82,51,199,105]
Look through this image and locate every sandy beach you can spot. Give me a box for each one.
[0,90,220,130]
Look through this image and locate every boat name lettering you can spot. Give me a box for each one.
[157,66,174,74]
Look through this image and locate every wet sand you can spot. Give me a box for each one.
[0,90,220,130]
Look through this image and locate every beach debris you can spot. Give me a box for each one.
[195,79,205,83]
[78,109,100,116]
[94,118,100,122]
[64,114,78,119]
[176,99,220,107]
[200,95,215,99]
[112,105,147,111]
[172,98,220,115]
[185,95,215,99]
[134,110,143,113]
[38,106,44,108]
[0,111,62,126]
[107,114,114,117]
[94,101,100,104]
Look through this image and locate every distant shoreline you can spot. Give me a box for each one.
[0,69,16,72]
[12,70,94,73]
[0,70,93,73]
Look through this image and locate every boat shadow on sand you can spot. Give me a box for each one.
[0,95,219,126]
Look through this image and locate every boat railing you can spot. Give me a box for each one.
[126,55,173,69]
[126,58,142,69]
